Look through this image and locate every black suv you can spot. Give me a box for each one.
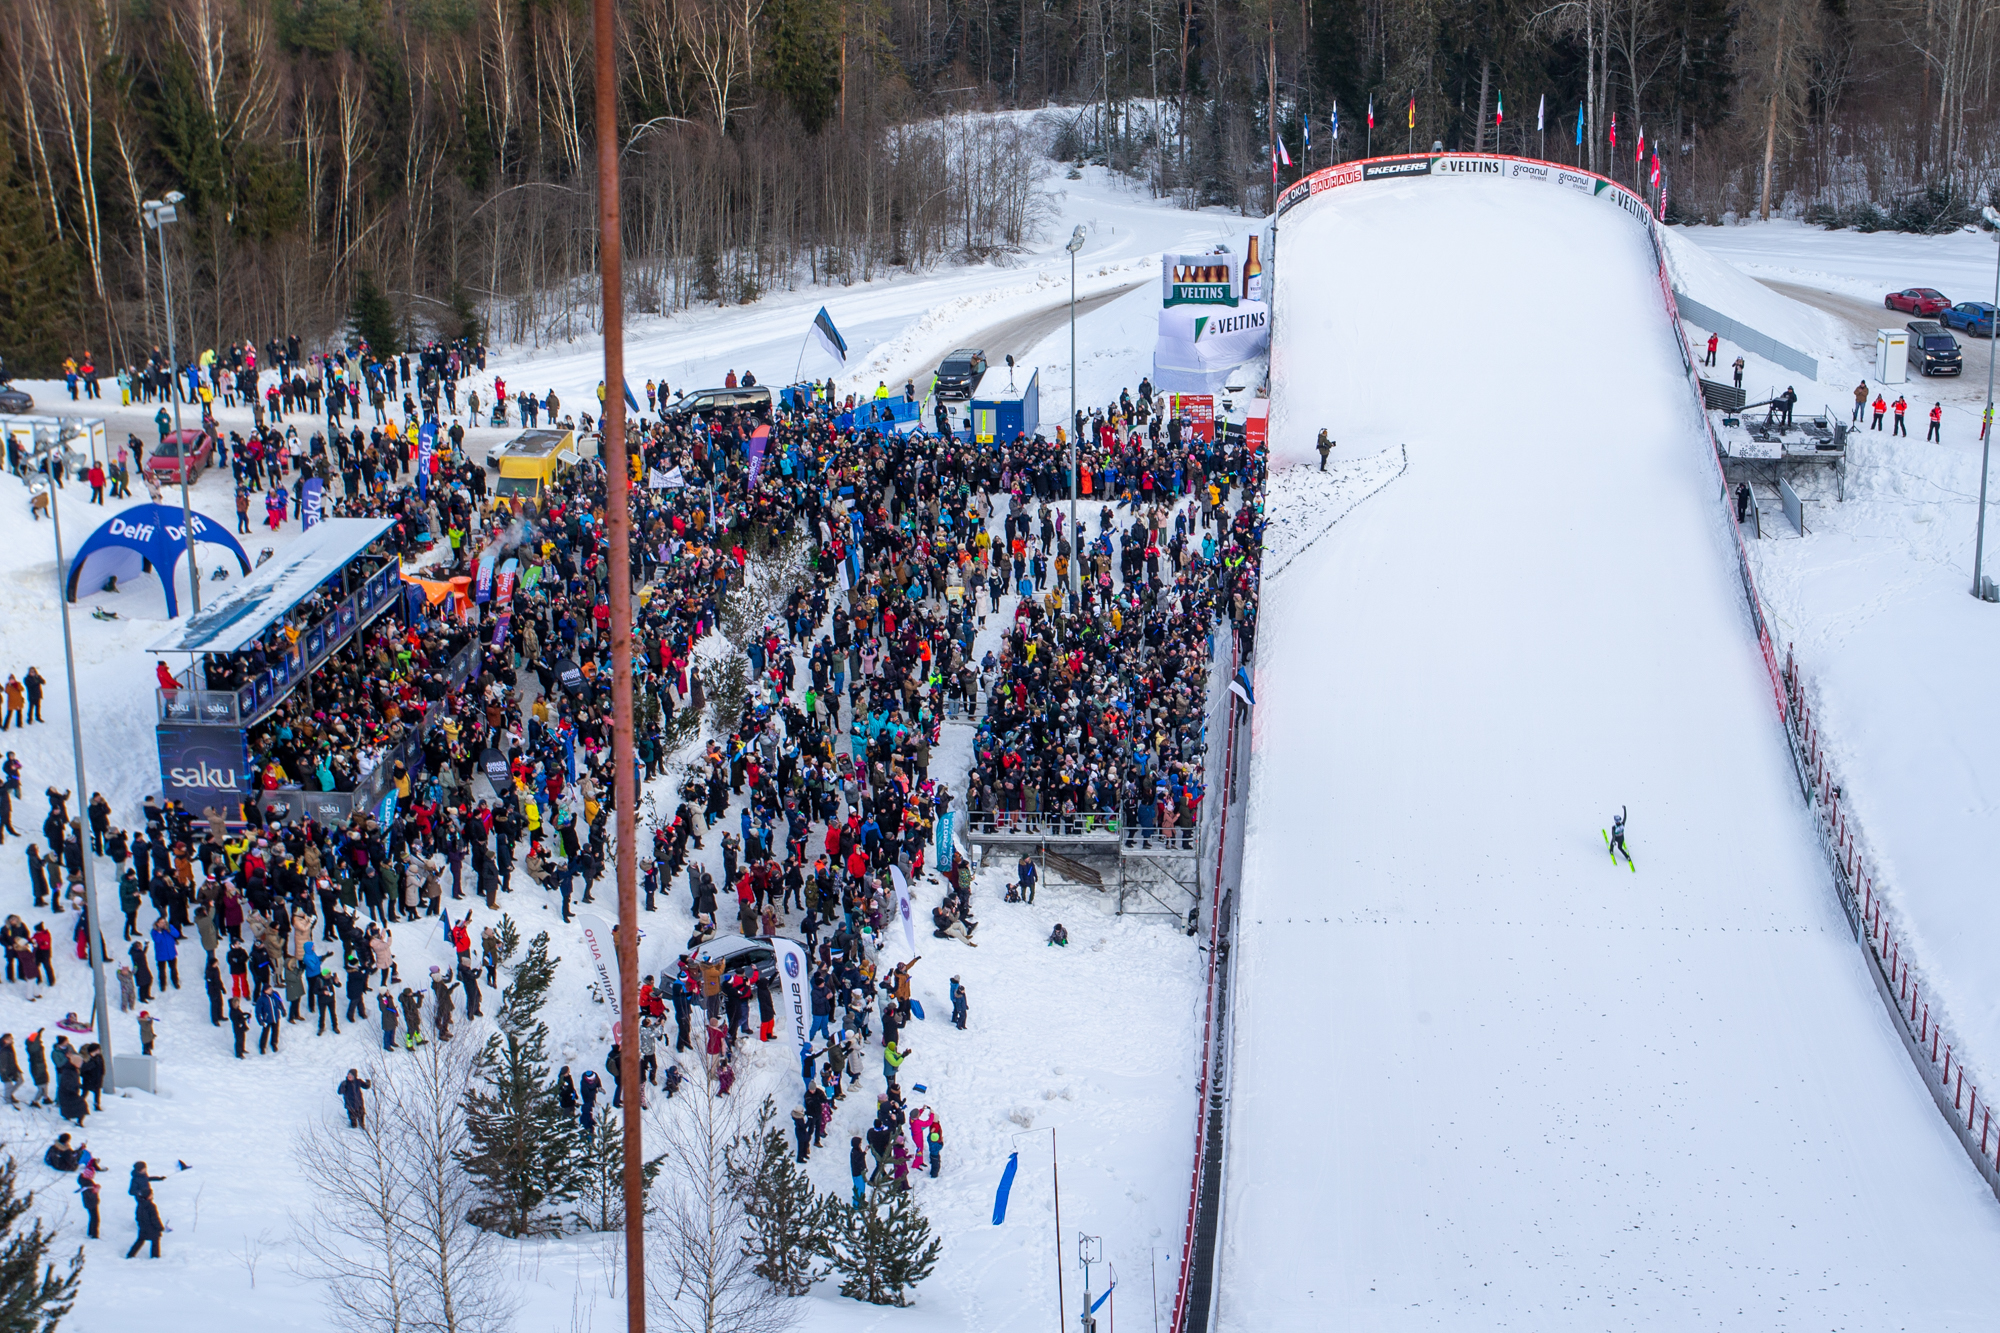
[1907,321,1963,376]
[664,384,774,421]
[934,348,987,400]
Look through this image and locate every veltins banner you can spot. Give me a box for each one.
[1162,252,1243,308]
[1153,301,1271,393]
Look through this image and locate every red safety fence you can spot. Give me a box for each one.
[1657,236,2000,1197]
[1166,632,1242,1333]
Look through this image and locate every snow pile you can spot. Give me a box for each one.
[1662,225,1846,374]
[1223,174,2000,1330]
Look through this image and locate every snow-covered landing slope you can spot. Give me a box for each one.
[1219,177,2000,1331]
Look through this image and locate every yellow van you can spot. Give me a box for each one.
[489,429,577,509]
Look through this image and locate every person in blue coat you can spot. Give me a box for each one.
[253,987,283,1054]
[149,920,180,990]
[949,976,968,1030]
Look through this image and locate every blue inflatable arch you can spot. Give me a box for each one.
[65,503,251,618]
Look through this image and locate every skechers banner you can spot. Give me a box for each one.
[1362,154,1436,180]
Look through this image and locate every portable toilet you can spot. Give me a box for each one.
[1876,328,1909,384]
[969,366,1039,445]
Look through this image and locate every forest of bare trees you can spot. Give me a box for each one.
[2,0,1998,374]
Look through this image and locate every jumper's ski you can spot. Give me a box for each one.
[1602,828,1636,872]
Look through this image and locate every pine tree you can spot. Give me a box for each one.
[828,1187,941,1307]
[458,932,585,1236]
[0,142,80,379]
[575,1109,664,1233]
[493,913,521,968]
[0,1155,82,1331]
[729,1117,836,1295]
[348,271,399,357]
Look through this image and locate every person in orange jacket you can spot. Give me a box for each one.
[1892,396,1909,436]
[1928,401,1943,442]
[1871,394,1887,429]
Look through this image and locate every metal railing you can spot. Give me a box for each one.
[155,562,403,727]
[1673,290,1820,381]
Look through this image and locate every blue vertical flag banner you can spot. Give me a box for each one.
[1330,102,1338,139]
[992,1152,1020,1224]
[1576,106,1585,146]
[416,420,437,500]
[936,811,955,865]
[300,476,323,530]
[1537,94,1545,132]
[475,544,499,603]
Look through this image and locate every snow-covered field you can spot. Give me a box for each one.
[1224,177,2000,1330]
[1663,218,2000,1121]
[0,161,1225,1330]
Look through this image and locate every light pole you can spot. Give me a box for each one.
[1974,204,2000,601]
[144,192,200,616]
[1066,225,1085,610]
[31,445,115,1089]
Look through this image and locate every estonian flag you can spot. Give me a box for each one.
[623,379,641,413]
[811,307,848,365]
[1229,666,1255,708]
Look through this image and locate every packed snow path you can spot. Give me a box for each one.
[1218,178,2000,1330]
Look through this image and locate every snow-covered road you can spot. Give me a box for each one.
[1219,176,2000,1330]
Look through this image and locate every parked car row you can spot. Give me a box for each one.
[1886,287,1996,337]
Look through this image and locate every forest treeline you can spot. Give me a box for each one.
[2,0,1996,374]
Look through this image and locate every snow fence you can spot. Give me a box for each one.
[1159,152,2000,1333]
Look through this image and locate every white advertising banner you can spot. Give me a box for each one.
[1153,300,1271,394]
[577,912,618,1005]
[889,866,919,958]
[768,935,812,1057]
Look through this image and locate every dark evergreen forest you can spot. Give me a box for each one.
[2,0,1993,372]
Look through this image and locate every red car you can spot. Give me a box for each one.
[147,428,215,482]
[1886,287,1950,316]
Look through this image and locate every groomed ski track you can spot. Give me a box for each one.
[1213,176,2000,1330]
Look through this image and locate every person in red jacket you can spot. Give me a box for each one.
[1928,401,1944,441]
[1892,396,1909,436]
[1705,332,1719,366]
[1872,395,1888,429]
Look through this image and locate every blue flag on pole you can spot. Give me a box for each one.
[1330,102,1338,139]
[1576,106,1584,145]
[624,379,641,413]
[992,1152,1020,1224]
[1091,1283,1117,1314]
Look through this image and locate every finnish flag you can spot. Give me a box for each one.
[811,307,848,365]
